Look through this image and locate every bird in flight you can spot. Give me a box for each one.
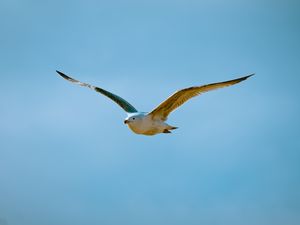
[57,71,253,135]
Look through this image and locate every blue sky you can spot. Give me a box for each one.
[0,0,299,225]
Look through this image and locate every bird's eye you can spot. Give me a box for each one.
[132,118,135,120]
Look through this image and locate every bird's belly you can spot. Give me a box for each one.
[128,121,164,136]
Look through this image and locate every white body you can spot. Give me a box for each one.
[124,113,175,136]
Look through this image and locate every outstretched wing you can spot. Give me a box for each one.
[56,70,138,113]
[149,74,254,121]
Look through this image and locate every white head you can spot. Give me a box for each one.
[124,113,146,125]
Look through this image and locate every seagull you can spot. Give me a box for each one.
[56,71,253,135]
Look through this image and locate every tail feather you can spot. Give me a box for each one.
[163,129,172,133]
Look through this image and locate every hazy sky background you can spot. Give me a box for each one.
[0,0,299,225]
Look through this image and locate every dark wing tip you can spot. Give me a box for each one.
[242,73,255,80]
[232,73,255,84]
[56,70,72,80]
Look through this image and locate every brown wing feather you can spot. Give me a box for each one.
[149,74,254,120]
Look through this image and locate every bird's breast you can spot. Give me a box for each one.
[127,117,164,135]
